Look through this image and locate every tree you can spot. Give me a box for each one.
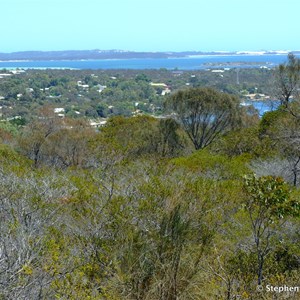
[243,175,299,285]
[258,109,300,186]
[93,115,185,161]
[276,53,300,108]
[166,87,241,150]
[18,106,62,168]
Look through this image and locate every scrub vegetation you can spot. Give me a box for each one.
[0,55,299,299]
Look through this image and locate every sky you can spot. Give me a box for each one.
[1,0,300,53]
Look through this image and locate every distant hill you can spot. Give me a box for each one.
[0,50,231,61]
[0,50,298,61]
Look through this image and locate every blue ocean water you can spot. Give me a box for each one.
[0,54,291,70]
[244,100,280,116]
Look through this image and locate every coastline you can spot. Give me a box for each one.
[0,53,291,62]
[0,53,293,70]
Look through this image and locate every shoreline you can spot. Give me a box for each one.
[0,53,291,63]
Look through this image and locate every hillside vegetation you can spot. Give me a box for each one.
[0,55,299,299]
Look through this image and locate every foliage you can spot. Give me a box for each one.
[258,106,300,186]
[172,149,251,180]
[0,67,275,121]
[93,115,187,161]
[166,87,241,149]
[276,52,300,107]
[0,59,299,299]
[244,175,298,219]
[243,174,299,285]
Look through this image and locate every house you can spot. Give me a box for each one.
[11,69,25,75]
[0,73,12,79]
[161,88,171,96]
[97,84,107,93]
[54,108,65,113]
[89,120,107,128]
[150,82,168,88]
[77,81,89,89]
[211,70,225,73]
[54,108,65,118]
[172,71,183,76]
[150,82,171,96]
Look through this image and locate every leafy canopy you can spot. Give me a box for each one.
[166,87,241,149]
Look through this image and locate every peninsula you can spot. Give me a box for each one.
[0,49,299,61]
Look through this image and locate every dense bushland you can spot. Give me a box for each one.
[0,57,299,299]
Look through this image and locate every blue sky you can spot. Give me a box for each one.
[1,0,299,52]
